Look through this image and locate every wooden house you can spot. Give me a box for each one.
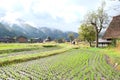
[16,36,28,43]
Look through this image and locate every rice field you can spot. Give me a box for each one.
[0,45,119,80]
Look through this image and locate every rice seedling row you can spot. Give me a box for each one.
[0,48,119,80]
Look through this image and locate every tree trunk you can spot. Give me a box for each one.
[70,39,72,44]
[96,31,99,47]
[94,25,99,47]
[91,23,99,47]
[89,42,92,47]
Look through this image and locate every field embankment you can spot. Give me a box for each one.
[87,47,120,71]
[103,48,120,71]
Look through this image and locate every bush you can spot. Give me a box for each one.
[42,44,57,47]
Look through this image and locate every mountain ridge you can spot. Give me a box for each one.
[0,20,78,40]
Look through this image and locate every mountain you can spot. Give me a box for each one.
[0,23,16,37]
[11,24,45,38]
[39,27,64,39]
[0,20,78,40]
[39,27,78,40]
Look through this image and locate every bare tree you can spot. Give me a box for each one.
[84,2,108,47]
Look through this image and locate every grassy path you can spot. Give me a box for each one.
[0,48,119,80]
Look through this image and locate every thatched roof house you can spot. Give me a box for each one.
[103,15,120,39]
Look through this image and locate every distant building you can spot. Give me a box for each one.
[72,39,78,45]
[30,38,43,43]
[0,38,7,43]
[98,38,111,47]
[16,36,28,43]
[43,39,50,43]
[0,37,15,43]
[43,36,51,43]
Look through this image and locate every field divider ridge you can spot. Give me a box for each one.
[0,45,79,66]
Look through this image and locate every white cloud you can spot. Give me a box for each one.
[18,0,34,13]
[0,0,18,12]
[0,0,118,32]
[32,0,86,23]
[0,12,22,24]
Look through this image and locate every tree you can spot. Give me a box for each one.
[55,38,65,43]
[79,24,95,47]
[84,2,108,47]
[68,33,74,43]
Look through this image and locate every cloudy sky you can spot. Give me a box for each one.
[0,0,119,32]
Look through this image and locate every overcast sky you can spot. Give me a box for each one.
[0,0,119,32]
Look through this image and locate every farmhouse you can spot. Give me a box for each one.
[103,15,120,39]
[103,15,120,46]
[16,36,28,43]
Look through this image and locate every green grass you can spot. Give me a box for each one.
[88,47,120,71]
[0,43,59,54]
[102,48,120,71]
[104,48,120,64]
[0,43,43,54]
[0,43,39,50]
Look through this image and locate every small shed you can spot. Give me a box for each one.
[16,36,28,43]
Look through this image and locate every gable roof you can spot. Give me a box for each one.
[103,15,120,39]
